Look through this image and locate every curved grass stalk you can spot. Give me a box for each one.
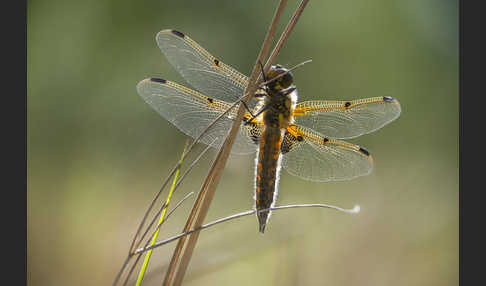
[135,203,360,254]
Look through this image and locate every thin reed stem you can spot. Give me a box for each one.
[264,0,310,73]
[135,203,360,254]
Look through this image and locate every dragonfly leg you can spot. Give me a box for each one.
[240,100,256,118]
[258,60,268,82]
[244,103,270,125]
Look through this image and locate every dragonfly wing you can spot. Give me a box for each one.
[281,124,374,182]
[137,78,260,155]
[156,30,256,108]
[293,96,401,139]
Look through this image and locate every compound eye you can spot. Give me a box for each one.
[267,65,294,89]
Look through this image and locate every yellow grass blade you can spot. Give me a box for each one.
[135,145,187,286]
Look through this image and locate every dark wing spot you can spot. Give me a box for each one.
[150,78,166,83]
[358,147,370,156]
[171,30,185,38]
[281,131,297,154]
[207,97,214,104]
[323,137,329,143]
[344,102,351,108]
[383,96,394,102]
[296,135,304,142]
[213,59,220,66]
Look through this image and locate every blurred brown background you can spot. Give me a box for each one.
[27,0,458,285]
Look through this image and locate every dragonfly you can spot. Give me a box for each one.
[137,29,401,233]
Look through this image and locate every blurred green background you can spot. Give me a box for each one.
[27,0,458,285]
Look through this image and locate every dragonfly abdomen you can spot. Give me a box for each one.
[255,126,284,233]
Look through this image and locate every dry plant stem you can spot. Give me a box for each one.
[161,157,217,286]
[122,192,195,286]
[264,0,310,73]
[166,1,290,285]
[169,150,221,286]
[136,203,360,254]
[113,253,132,286]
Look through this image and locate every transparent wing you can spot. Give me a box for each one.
[156,29,257,108]
[293,96,401,139]
[281,124,374,182]
[137,78,263,155]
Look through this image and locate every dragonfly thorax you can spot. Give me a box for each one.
[261,65,298,129]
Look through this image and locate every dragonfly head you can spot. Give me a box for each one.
[267,65,294,92]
